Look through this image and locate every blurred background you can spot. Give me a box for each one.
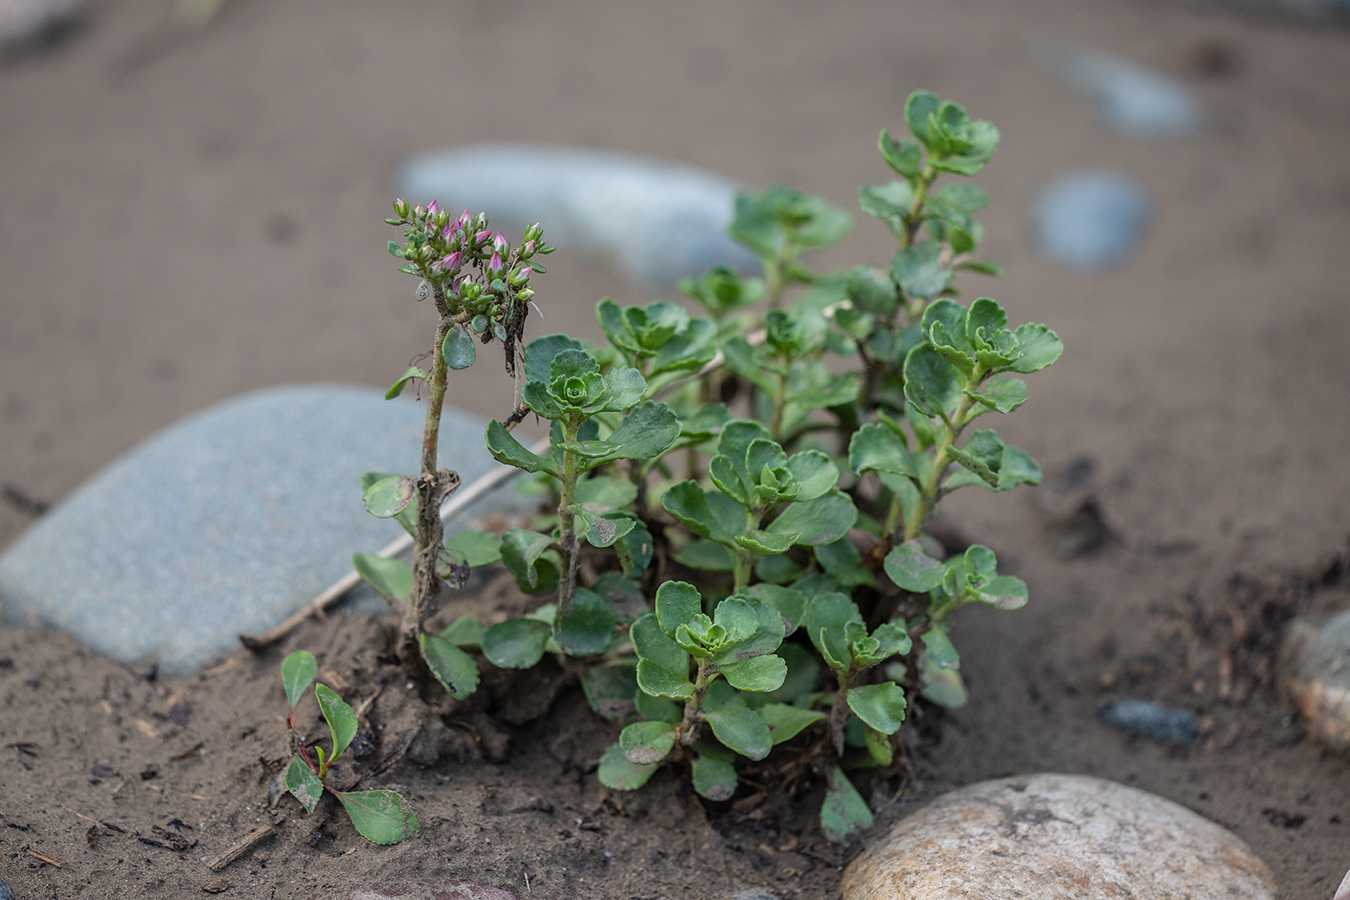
[1,0,1348,567]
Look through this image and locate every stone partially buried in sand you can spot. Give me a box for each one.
[0,385,531,677]
[841,773,1274,900]
[1279,607,1350,753]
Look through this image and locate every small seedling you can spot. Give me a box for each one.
[280,651,418,845]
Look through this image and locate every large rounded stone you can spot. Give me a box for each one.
[841,773,1274,900]
[1279,608,1350,753]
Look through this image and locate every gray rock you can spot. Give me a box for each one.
[396,145,758,288]
[731,892,781,900]
[0,0,83,58]
[1279,608,1350,753]
[1337,868,1350,900]
[0,871,13,900]
[0,385,532,676]
[841,773,1275,900]
[1028,171,1150,271]
[1052,45,1202,139]
[1098,698,1200,745]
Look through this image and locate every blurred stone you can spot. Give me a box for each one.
[396,145,758,288]
[1098,698,1200,745]
[841,773,1275,900]
[1052,45,1202,138]
[1279,607,1350,753]
[1028,171,1150,271]
[1336,867,1350,900]
[0,385,532,676]
[0,872,13,900]
[0,0,83,58]
[1167,0,1350,23]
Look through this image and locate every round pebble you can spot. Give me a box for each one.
[1027,171,1150,272]
[841,773,1274,900]
[1279,608,1350,753]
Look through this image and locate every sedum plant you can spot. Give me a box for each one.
[356,90,1062,843]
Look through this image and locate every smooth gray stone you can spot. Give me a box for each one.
[1053,45,1202,138]
[1028,171,1150,271]
[0,385,531,676]
[1098,698,1200,744]
[396,144,758,288]
[0,871,13,900]
[1168,0,1350,22]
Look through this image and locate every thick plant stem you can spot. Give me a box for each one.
[901,369,983,544]
[677,662,716,747]
[827,674,853,757]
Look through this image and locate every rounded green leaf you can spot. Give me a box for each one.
[555,587,618,657]
[336,789,419,845]
[499,529,555,588]
[362,474,416,519]
[847,682,909,735]
[351,553,413,602]
[384,366,428,400]
[759,703,826,745]
[768,491,857,547]
[486,420,557,476]
[315,683,357,762]
[285,755,323,814]
[719,654,788,693]
[1010,323,1064,373]
[581,664,639,721]
[742,584,807,635]
[822,767,874,843]
[691,751,738,801]
[443,529,502,567]
[878,129,922,180]
[597,741,660,791]
[419,631,480,699]
[884,540,946,593]
[734,530,796,555]
[921,626,960,670]
[920,663,968,708]
[442,323,477,370]
[785,450,838,501]
[903,345,961,421]
[282,651,317,711]
[849,422,917,480]
[619,720,676,765]
[654,581,703,637]
[890,243,951,300]
[703,705,772,760]
[482,618,551,669]
[437,616,486,648]
[979,575,1028,610]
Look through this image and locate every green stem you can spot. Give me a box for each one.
[769,368,787,439]
[900,165,937,251]
[677,661,717,747]
[827,667,855,757]
[902,366,983,543]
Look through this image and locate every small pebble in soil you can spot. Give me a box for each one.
[1028,171,1150,271]
[0,385,534,676]
[1278,608,1350,753]
[840,773,1275,900]
[396,144,758,288]
[1098,698,1200,744]
[1050,43,1203,138]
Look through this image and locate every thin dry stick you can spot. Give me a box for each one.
[237,434,549,651]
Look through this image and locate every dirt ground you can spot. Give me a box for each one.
[2,1,1350,898]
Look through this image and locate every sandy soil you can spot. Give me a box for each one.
[2,1,1349,898]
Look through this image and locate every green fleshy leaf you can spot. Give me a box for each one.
[847,682,908,735]
[575,506,636,548]
[635,687,682,725]
[922,625,960,669]
[282,651,317,710]
[499,529,554,589]
[849,422,917,480]
[671,539,736,572]
[968,376,1028,415]
[735,530,797,555]
[719,654,788,693]
[523,333,586,384]
[600,365,647,412]
[742,584,808,635]
[878,129,922,179]
[948,429,1004,488]
[555,587,617,657]
[385,366,428,400]
[708,454,750,506]
[920,663,968,708]
[905,90,942,146]
[718,420,774,486]
[662,481,735,543]
[601,400,682,462]
[636,658,695,700]
[576,475,637,513]
[615,518,654,578]
[703,704,772,760]
[444,530,501,567]
[419,631,480,699]
[619,720,677,765]
[651,317,718,376]
[482,618,551,669]
[596,298,637,353]
[814,537,876,589]
[597,741,660,791]
[691,751,738,801]
[1010,323,1064,373]
[804,592,863,673]
[721,336,775,393]
[845,264,899,318]
[632,615,694,700]
[315,684,357,762]
[351,553,413,602]
[883,540,945,593]
[785,450,838,501]
[362,475,416,519]
[772,643,821,704]
[713,597,787,665]
[903,345,961,421]
[853,621,912,665]
[958,259,1003,276]
[437,616,486,648]
[655,581,703,637]
[486,420,557,476]
[936,182,989,213]
[866,725,895,767]
[581,663,638,721]
[821,766,874,843]
[891,242,950,300]
[442,324,476,370]
[285,756,323,814]
[336,789,419,845]
[759,703,826,745]
[859,181,914,220]
[768,491,857,546]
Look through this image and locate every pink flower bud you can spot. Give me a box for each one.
[474,229,491,244]
[493,231,507,251]
[488,251,503,274]
[427,200,439,215]
[436,251,462,273]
